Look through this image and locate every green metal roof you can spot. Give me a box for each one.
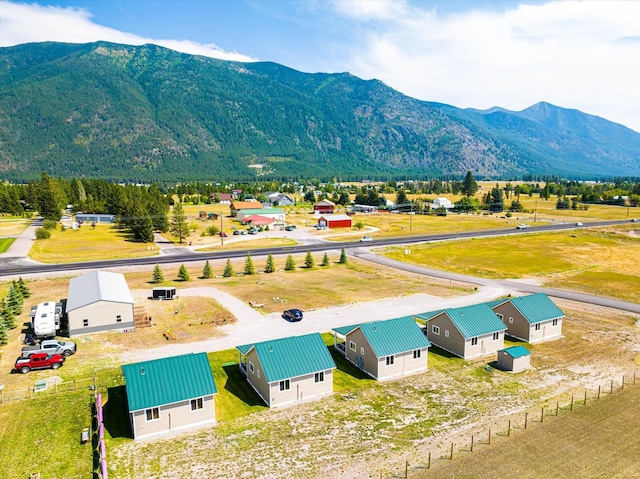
[237,333,336,383]
[508,293,565,324]
[239,208,285,215]
[333,316,430,357]
[500,346,531,358]
[417,303,506,339]
[121,353,217,412]
[484,298,510,309]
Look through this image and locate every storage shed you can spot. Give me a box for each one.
[65,271,135,336]
[122,353,218,440]
[318,214,352,229]
[497,346,531,373]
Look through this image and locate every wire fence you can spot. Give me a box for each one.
[378,370,637,479]
[0,377,98,403]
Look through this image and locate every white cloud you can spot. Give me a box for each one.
[0,1,256,62]
[336,1,640,132]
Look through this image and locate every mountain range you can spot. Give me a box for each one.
[1,41,639,182]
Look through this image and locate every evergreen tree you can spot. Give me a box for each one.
[202,260,213,279]
[223,259,235,277]
[0,299,16,330]
[395,189,409,205]
[7,283,24,315]
[488,186,505,212]
[17,277,31,298]
[462,171,478,197]
[170,201,189,244]
[285,254,296,271]
[265,254,276,273]
[131,203,154,242]
[320,252,330,267]
[0,318,8,345]
[178,264,191,281]
[152,264,164,283]
[304,251,315,269]
[339,248,348,264]
[244,254,256,275]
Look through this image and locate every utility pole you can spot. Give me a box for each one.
[220,213,224,245]
[534,201,538,223]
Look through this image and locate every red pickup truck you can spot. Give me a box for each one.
[14,353,65,374]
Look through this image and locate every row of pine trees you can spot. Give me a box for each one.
[0,278,31,346]
[151,249,349,283]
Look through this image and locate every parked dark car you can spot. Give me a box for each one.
[285,225,296,231]
[282,309,303,322]
[233,230,241,235]
[220,231,228,237]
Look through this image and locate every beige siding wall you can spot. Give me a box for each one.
[493,303,530,341]
[426,313,465,358]
[464,332,504,359]
[376,348,428,381]
[345,328,378,378]
[245,349,271,406]
[268,370,334,408]
[68,301,134,336]
[528,318,563,343]
[131,395,216,440]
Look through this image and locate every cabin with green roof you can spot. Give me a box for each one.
[236,333,336,408]
[332,316,431,381]
[416,303,506,359]
[121,353,218,440]
[489,293,564,343]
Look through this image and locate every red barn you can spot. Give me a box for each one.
[313,199,335,214]
[318,215,352,229]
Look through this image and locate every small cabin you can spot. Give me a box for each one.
[152,287,177,300]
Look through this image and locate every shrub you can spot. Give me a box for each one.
[202,260,213,279]
[152,264,164,283]
[223,259,235,278]
[177,264,191,281]
[244,254,256,275]
[42,219,57,230]
[265,255,275,273]
[285,255,296,271]
[304,251,315,269]
[35,227,51,239]
[320,252,330,267]
[339,248,348,264]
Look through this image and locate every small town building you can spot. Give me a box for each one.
[497,346,531,373]
[352,204,378,213]
[121,353,218,440]
[417,303,507,360]
[230,201,263,217]
[65,271,135,336]
[75,213,116,224]
[432,198,453,209]
[332,316,431,381]
[236,208,286,223]
[242,214,277,229]
[210,192,233,204]
[265,192,295,206]
[489,293,564,343]
[237,333,336,408]
[313,199,335,214]
[317,214,352,229]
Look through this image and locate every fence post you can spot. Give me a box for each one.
[610,380,614,394]
[450,442,454,460]
[405,460,408,479]
[556,401,559,416]
[541,407,544,423]
[622,376,625,390]
[584,390,587,405]
[598,385,601,399]
[524,413,528,430]
[570,396,573,411]
[488,428,491,445]
[507,420,511,437]
[471,434,474,452]
[427,451,431,469]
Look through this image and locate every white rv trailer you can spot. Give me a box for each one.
[30,302,61,338]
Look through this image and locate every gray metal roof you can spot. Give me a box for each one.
[66,270,134,312]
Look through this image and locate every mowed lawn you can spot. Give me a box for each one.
[29,223,160,263]
[422,383,640,479]
[383,227,640,303]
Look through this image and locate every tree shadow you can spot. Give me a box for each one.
[327,345,372,380]
[102,385,133,439]
[222,364,264,406]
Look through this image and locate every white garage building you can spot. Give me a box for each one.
[65,271,135,336]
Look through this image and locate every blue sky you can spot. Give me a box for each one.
[1,0,639,133]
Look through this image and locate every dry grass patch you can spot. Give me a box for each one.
[29,224,159,263]
[0,217,31,236]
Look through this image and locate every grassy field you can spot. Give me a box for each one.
[383,226,640,303]
[29,223,160,263]
[0,217,31,236]
[421,383,640,479]
[0,238,15,253]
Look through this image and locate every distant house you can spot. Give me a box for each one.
[242,214,276,229]
[211,193,233,204]
[65,271,135,337]
[76,213,115,224]
[432,198,453,209]
[416,303,506,360]
[314,199,335,214]
[265,192,295,206]
[332,316,431,381]
[318,214,352,229]
[488,293,564,343]
[237,333,336,408]
[237,208,286,224]
[352,204,378,213]
[121,353,218,440]
[230,201,262,217]
[497,346,531,373]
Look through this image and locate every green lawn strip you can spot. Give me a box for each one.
[0,238,15,253]
[0,392,94,479]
